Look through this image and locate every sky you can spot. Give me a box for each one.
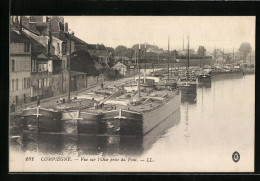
[64,16,255,53]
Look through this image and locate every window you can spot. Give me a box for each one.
[57,43,60,54]
[32,60,37,72]
[27,78,31,88]
[24,43,30,52]
[39,79,42,88]
[38,63,47,72]
[16,78,18,90]
[24,78,27,89]
[44,78,47,87]
[31,60,34,72]
[24,94,26,103]
[38,64,42,72]
[12,59,15,72]
[43,64,47,71]
[12,79,14,91]
[47,78,50,87]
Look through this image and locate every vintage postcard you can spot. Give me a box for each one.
[9,16,255,172]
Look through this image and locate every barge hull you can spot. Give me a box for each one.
[78,112,101,134]
[101,92,181,135]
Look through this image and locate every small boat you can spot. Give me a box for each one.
[157,76,179,89]
[198,71,211,83]
[177,69,197,95]
[123,77,156,93]
[178,81,197,95]
[198,54,212,83]
[177,36,197,94]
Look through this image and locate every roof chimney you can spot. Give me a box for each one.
[72,31,74,36]
[65,23,68,33]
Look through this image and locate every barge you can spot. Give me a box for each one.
[102,89,181,135]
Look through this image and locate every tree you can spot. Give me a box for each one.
[125,48,134,59]
[132,43,162,53]
[172,50,178,57]
[197,46,206,57]
[115,45,127,56]
[106,47,115,57]
[239,42,252,62]
[70,50,99,76]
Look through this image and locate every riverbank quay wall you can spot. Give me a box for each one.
[40,73,104,98]
[86,74,104,86]
[135,58,213,69]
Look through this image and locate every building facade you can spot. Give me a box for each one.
[10,30,32,108]
[113,61,129,76]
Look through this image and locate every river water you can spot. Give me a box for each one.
[10,74,255,172]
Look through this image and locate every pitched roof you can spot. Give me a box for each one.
[49,55,62,61]
[114,61,129,67]
[21,25,41,36]
[65,33,88,45]
[22,31,46,53]
[52,32,66,41]
[10,31,31,43]
[32,53,48,60]
[94,61,105,69]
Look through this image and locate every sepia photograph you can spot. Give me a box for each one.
[9,16,255,172]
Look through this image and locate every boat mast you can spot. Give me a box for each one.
[182,34,184,51]
[158,52,159,64]
[222,48,224,64]
[173,49,176,71]
[171,49,173,76]
[202,47,204,70]
[144,42,147,84]
[233,48,235,62]
[167,36,170,80]
[135,50,137,65]
[138,43,141,100]
[187,35,190,69]
[250,51,251,65]
[214,46,216,62]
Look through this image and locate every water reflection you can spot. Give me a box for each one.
[181,93,197,104]
[15,109,181,156]
[184,102,190,144]
[198,82,211,88]
[211,73,243,82]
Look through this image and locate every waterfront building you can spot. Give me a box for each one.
[113,61,129,76]
[10,30,32,108]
